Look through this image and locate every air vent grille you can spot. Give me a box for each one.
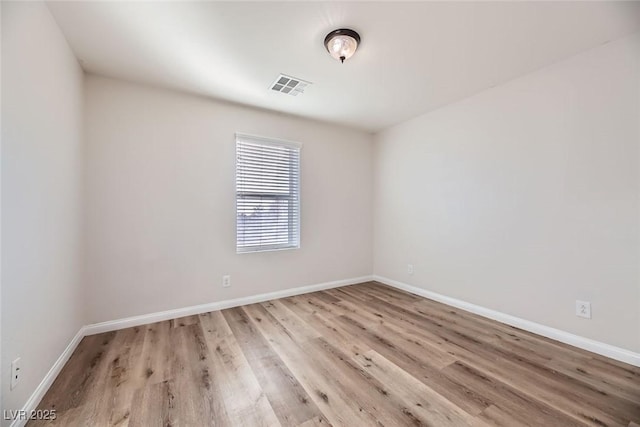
[270,74,311,96]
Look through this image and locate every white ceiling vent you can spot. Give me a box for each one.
[270,74,311,96]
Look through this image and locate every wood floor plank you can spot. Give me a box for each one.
[69,326,146,426]
[241,303,382,426]
[303,337,439,427]
[544,357,640,404]
[35,332,116,415]
[351,349,486,426]
[328,313,494,417]
[260,299,322,342]
[29,282,640,426]
[138,320,176,386]
[169,314,200,328]
[128,379,177,427]
[336,297,458,368]
[204,333,281,427]
[222,307,329,427]
[443,361,586,427]
[171,323,230,426]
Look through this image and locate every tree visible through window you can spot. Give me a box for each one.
[236,134,300,252]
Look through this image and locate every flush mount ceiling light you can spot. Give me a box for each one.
[324,29,360,63]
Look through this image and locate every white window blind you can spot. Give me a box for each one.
[236,134,300,253]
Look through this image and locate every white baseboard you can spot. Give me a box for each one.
[12,272,638,427]
[373,275,640,367]
[9,275,372,425]
[84,275,373,335]
[9,327,87,427]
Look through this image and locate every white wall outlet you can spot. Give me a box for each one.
[222,275,231,288]
[576,300,591,319]
[407,264,414,275]
[11,357,21,389]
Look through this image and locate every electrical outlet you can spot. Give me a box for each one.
[407,264,414,275]
[222,275,231,288]
[11,357,21,389]
[576,300,591,319]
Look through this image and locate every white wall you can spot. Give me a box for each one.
[373,33,640,353]
[84,75,373,323]
[1,1,85,418]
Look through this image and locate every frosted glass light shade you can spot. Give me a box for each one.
[324,29,361,63]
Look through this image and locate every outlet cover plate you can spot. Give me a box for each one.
[576,300,591,319]
[222,275,231,288]
[11,357,21,389]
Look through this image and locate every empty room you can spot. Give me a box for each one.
[2,1,640,426]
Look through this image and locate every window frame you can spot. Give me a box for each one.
[235,133,301,254]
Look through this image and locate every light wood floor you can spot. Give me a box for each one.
[31,282,640,427]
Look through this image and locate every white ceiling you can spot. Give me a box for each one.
[47,1,640,132]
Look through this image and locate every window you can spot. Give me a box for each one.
[236,134,301,253]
